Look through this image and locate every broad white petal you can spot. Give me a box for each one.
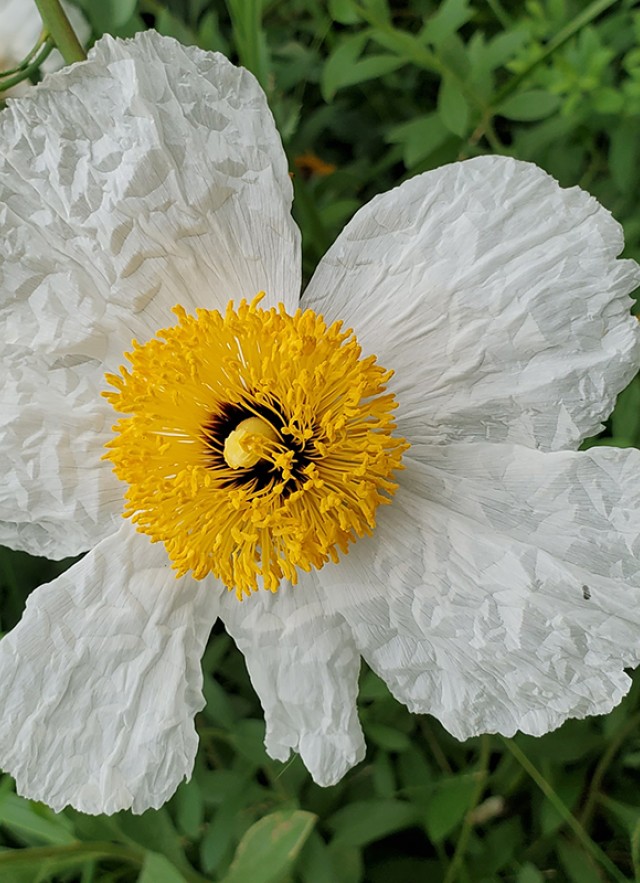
[220,578,365,786]
[1,30,300,384]
[321,443,640,740]
[304,156,640,451]
[0,522,219,814]
[0,351,122,558]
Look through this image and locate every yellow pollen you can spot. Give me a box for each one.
[103,295,409,600]
[224,417,280,469]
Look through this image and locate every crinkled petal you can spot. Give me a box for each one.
[0,29,300,381]
[0,350,122,558]
[220,578,365,785]
[0,522,218,814]
[1,30,299,554]
[321,443,640,740]
[303,156,640,451]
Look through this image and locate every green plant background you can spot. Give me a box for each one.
[1,0,640,880]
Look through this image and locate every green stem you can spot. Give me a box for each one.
[0,841,209,883]
[0,33,47,77]
[33,0,86,65]
[579,711,640,829]
[419,719,453,774]
[0,41,55,92]
[501,737,628,883]
[225,0,269,88]
[442,737,491,883]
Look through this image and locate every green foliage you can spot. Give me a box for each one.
[1,0,640,881]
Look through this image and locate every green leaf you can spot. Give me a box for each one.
[321,35,405,101]
[387,113,450,168]
[328,799,419,848]
[539,770,584,836]
[77,0,136,30]
[424,775,478,844]
[423,0,474,47]
[220,810,316,883]
[609,118,640,195]
[482,30,529,70]
[437,75,470,136]
[0,793,75,846]
[175,780,204,840]
[600,794,640,835]
[138,851,188,883]
[366,723,411,752]
[498,90,561,121]
[113,808,191,875]
[556,839,604,883]
[329,0,361,24]
[297,831,336,883]
[155,10,196,45]
[517,863,546,883]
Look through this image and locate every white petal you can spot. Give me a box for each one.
[0,352,122,558]
[220,577,365,786]
[1,30,300,384]
[304,156,640,450]
[321,443,640,740]
[0,522,218,814]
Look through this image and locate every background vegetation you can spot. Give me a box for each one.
[1,0,640,880]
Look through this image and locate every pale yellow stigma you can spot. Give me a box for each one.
[103,295,408,599]
[224,417,279,469]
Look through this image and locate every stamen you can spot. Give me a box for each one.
[103,296,408,599]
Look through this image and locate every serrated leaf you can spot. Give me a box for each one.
[437,76,469,136]
[498,90,561,121]
[220,810,316,883]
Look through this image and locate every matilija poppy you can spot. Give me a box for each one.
[0,30,639,816]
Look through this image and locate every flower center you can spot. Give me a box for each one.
[223,417,280,469]
[104,295,408,599]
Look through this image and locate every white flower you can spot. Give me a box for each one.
[1,30,640,816]
[0,0,88,96]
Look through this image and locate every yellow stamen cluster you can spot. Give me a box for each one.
[104,296,407,599]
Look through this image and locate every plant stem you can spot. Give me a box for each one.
[0,41,55,92]
[33,0,86,65]
[443,737,491,883]
[501,737,628,883]
[579,711,640,829]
